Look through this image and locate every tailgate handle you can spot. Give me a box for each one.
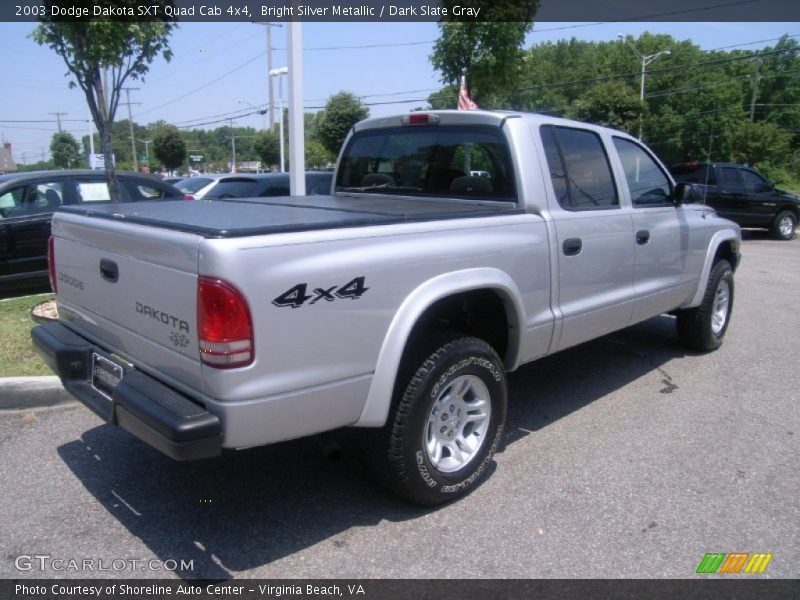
[100,259,118,283]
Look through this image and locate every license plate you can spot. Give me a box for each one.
[91,353,123,401]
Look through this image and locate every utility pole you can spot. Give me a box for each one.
[229,118,237,173]
[49,112,67,132]
[257,22,282,129]
[135,138,152,171]
[122,87,141,171]
[749,59,762,122]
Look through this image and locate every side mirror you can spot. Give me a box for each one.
[674,182,695,204]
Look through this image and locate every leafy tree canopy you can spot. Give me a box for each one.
[50,131,82,169]
[253,129,281,168]
[152,125,186,170]
[316,92,369,155]
[32,1,175,198]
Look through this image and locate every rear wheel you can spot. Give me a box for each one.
[770,210,796,240]
[368,336,507,505]
[677,259,734,352]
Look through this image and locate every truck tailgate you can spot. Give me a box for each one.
[52,212,204,398]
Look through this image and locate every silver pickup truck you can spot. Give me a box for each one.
[33,110,740,505]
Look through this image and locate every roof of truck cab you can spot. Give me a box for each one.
[352,109,637,140]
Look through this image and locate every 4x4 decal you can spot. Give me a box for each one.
[272,276,369,309]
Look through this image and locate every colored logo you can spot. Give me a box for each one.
[696,552,773,574]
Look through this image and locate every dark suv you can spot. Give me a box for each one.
[0,170,182,296]
[671,162,799,240]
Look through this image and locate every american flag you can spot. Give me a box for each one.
[457,76,478,111]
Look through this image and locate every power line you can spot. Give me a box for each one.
[133,51,267,118]
[274,40,434,51]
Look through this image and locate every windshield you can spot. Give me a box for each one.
[336,125,516,202]
[176,177,214,193]
[204,179,258,198]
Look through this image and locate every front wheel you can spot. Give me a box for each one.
[771,210,797,241]
[368,336,507,505]
[676,259,734,352]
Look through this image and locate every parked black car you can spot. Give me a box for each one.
[0,170,182,296]
[201,171,333,199]
[671,162,799,240]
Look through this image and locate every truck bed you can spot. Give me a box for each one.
[58,195,521,238]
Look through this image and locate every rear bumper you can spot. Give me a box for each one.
[31,321,221,461]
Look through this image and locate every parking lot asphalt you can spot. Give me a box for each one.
[0,231,798,580]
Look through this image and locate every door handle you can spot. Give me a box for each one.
[100,259,118,283]
[636,230,651,245]
[562,238,582,256]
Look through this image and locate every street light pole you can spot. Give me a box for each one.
[229,118,237,173]
[618,34,671,140]
[256,22,283,129]
[269,66,288,172]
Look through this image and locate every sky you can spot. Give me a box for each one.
[1,20,797,164]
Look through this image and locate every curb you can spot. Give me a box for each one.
[0,376,77,411]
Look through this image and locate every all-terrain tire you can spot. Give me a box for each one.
[367,336,507,505]
[676,260,734,352]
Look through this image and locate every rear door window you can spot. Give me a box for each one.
[74,179,131,203]
[540,125,618,210]
[720,167,743,188]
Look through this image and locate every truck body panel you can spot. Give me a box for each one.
[35,109,741,476]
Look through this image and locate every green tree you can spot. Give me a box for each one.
[305,139,334,169]
[567,82,643,134]
[152,125,186,171]
[430,4,537,106]
[316,92,369,155]
[32,1,175,199]
[254,129,280,168]
[49,131,82,169]
[721,120,793,167]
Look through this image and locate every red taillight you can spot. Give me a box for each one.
[197,277,253,369]
[48,236,57,293]
[184,194,195,200]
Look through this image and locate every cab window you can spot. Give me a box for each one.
[540,125,618,210]
[612,137,672,207]
[741,169,768,190]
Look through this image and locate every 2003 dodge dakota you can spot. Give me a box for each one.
[33,110,740,504]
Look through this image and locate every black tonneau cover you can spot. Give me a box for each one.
[58,195,522,238]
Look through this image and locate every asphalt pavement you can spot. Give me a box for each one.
[1,231,798,580]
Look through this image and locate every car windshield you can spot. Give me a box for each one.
[205,179,258,198]
[336,125,517,202]
[176,177,214,193]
